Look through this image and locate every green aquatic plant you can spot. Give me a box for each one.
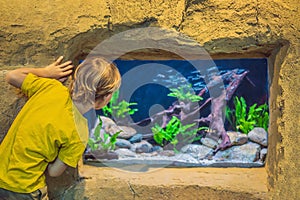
[102,90,138,119]
[226,96,269,134]
[167,84,203,103]
[152,116,207,151]
[88,115,121,152]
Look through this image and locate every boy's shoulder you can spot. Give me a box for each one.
[22,73,67,97]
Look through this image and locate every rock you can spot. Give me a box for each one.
[201,137,218,149]
[117,126,137,139]
[260,148,268,162]
[151,146,163,153]
[227,131,248,146]
[128,133,143,143]
[174,153,199,163]
[131,140,153,153]
[181,144,212,159]
[248,127,268,147]
[115,139,132,149]
[139,152,158,157]
[100,116,120,134]
[214,142,261,162]
[90,150,119,160]
[115,149,137,158]
[100,116,137,139]
[158,150,175,157]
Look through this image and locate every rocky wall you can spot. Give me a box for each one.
[0,0,299,199]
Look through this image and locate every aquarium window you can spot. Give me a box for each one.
[86,58,269,171]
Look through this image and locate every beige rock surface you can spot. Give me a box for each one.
[0,0,299,199]
[66,165,267,200]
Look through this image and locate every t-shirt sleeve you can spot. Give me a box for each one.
[58,116,88,168]
[21,73,57,98]
[58,139,86,168]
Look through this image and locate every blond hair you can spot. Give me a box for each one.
[69,57,121,105]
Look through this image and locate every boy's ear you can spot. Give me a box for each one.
[104,93,112,100]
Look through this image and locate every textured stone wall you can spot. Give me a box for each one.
[0,0,299,199]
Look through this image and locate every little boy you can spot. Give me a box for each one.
[0,56,121,200]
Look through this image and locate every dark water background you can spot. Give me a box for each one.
[98,58,268,123]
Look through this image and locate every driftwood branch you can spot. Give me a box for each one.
[129,69,249,150]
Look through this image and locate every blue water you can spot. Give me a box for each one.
[99,58,268,123]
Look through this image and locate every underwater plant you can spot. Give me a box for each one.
[152,116,207,151]
[88,115,121,152]
[102,90,138,119]
[167,84,203,103]
[226,96,269,134]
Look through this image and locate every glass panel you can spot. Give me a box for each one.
[86,58,269,170]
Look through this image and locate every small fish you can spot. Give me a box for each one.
[206,66,219,72]
[157,74,165,78]
[194,82,205,87]
[191,70,200,74]
[193,87,203,92]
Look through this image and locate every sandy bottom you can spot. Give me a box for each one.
[63,164,268,200]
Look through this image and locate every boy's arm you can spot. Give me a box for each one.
[5,56,74,88]
[47,157,68,177]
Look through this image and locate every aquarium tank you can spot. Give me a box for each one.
[85,58,269,171]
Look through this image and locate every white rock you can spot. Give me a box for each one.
[248,127,268,147]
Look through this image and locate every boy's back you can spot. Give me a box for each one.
[0,73,88,194]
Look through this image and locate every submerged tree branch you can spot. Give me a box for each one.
[129,69,250,150]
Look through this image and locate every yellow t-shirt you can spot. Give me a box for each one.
[0,73,88,193]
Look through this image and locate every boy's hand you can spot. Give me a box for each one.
[44,56,74,82]
[6,56,74,88]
